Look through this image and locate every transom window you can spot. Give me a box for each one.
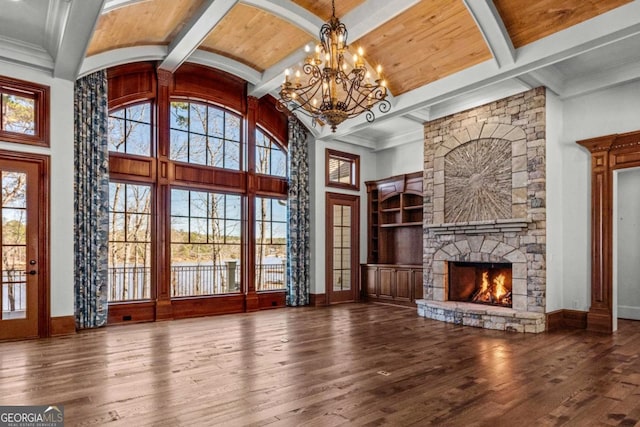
[256,128,287,177]
[0,75,49,147]
[170,189,242,297]
[170,101,241,170]
[108,103,152,156]
[326,148,359,190]
[255,197,287,291]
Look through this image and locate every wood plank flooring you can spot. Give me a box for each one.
[1,303,640,426]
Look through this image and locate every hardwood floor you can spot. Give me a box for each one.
[1,304,640,426]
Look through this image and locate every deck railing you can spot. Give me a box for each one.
[107,263,285,302]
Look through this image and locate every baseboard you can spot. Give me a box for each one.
[309,293,327,306]
[50,316,75,336]
[546,309,588,332]
[618,306,640,320]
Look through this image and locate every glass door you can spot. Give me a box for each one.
[0,158,41,340]
[326,193,359,304]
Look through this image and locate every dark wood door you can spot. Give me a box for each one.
[0,158,42,340]
[326,193,359,304]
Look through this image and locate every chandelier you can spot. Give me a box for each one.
[277,0,390,132]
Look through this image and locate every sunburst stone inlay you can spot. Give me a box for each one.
[444,138,512,223]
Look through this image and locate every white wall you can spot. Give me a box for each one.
[561,79,640,311]
[616,168,640,320]
[546,92,563,312]
[0,63,75,318]
[309,137,375,295]
[375,140,424,179]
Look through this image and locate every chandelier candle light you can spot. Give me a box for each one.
[278,0,390,132]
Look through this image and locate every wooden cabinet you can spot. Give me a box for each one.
[362,264,423,306]
[363,172,423,306]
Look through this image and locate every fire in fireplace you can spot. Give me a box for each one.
[448,262,512,308]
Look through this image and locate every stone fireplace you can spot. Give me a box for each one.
[417,88,547,333]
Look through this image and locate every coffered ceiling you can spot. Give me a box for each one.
[1,0,639,147]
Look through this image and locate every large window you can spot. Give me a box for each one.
[170,189,241,296]
[256,128,286,177]
[106,63,290,321]
[255,197,287,291]
[170,101,241,169]
[108,182,152,302]
[108,103,152,156]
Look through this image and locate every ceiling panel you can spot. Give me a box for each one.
[292,0,365,21]
[0,0,48,48]
[87,0,207,56]
[200,4,313,72]
[357,0,491,96]
[494,0,632,49]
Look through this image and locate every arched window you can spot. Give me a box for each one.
[105,62,290,321]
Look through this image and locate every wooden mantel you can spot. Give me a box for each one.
[577,130,640,333]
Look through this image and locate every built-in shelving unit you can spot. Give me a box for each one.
[363,172,423,306]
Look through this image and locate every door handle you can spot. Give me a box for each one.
[27,270,37,275]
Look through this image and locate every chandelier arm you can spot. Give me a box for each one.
[277,0,390,132]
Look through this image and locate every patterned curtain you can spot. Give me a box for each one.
[74,70,109,328]
[286,117,310,306]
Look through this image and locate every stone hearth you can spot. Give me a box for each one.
[418,88,547,333]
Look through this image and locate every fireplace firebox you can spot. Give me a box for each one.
[448,262,512,308]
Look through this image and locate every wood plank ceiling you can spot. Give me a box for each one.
[200,4,312,72]
[87,0,633,96]
[87,0,206,56]
[493,0,633,48]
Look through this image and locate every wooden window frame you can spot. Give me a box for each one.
[105,63,292,322]
[326,148,360,191]
[0,75,49,147]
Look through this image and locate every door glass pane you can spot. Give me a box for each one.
[333,205,351,292]
[2,171,27,319]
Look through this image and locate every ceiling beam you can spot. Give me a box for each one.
[159,0,237,73]
[103,0,148,14]
[516,66,565,96]
[188,50,262,84]
[340,0,421,41]
[79,45,167,77]
[241,0,322,36]
[0,36,53,73]
[463,0,514,68]
[53,0,105,80]
[319,0,640,140]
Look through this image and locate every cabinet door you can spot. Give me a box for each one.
[379,268,395,299]
[412,268,424,300]
[365,266,378,297]
[395,268,411,301]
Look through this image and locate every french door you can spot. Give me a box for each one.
[0,154,47,340]
[326,192,360,304]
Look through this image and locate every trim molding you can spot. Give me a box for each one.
[577,129,640,333]
[546,309,588,332]
[309,293,327,307]
[50,316,75,336]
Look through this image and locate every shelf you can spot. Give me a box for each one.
[403,221,423,226]
[403,205,423,211]
[381,207,401,213]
